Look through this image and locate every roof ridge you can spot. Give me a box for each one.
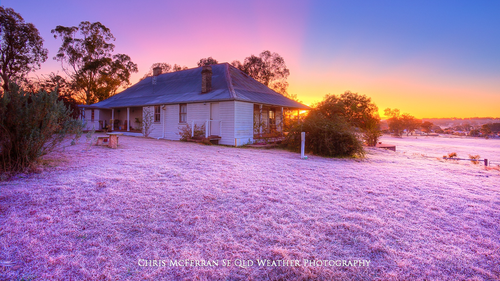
[225,63,237,100]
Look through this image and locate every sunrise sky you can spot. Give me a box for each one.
[2,0,499,118]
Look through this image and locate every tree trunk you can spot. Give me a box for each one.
[1,72,9,93]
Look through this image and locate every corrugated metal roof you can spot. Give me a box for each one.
[92,63,309,109]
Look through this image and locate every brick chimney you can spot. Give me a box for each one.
[152,66,162,85]
[153,66,162,77]
[201,65,212,93]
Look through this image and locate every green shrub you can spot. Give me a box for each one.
[178,123,205,141]
[318,91,382,145]
[283,111,364,157]
[363,119,382,147]
[0,83,83,173]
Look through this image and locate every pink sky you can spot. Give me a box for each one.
[3,0,500,118]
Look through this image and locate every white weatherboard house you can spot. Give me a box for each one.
[80,63,309,146]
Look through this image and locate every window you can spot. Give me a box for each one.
[154,106,161,122]
[179,104,187,123]
[269,109,276,127]
[91,109,95,122]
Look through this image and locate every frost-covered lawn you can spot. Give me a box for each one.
[380,134,500,165]
[1,135,499,280]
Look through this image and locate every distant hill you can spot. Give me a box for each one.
[421,118,500,128]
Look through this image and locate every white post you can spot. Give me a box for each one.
[191,120,194,137]
[280,107,284,133]
[205,120,209,138]
[111,109,115,131]
[259,104,263,135]
[219,121,222,137]
[301,132,306,159]
[162,106,166,138]
[127,107,130,132]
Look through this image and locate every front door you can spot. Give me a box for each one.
[210,102,220,136]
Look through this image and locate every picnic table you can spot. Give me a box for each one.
[95,136,109,146]
[106,132,123,149]
[376,142,396,151]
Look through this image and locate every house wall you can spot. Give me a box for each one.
[163,103,211,140]
[144,103,211,139]
[83,109,142,131]
[103,108,142,131]
[83,109,100,130]
[276,109,284,131]
[187,103,210,128]
[113,109,128,130]
[253,105,284,134]
[219,101,235,145]
[141,101,256,146]
[129,109,143,130]
[100,110,111,128]
[234,101,254,146]
[159,102,237,144]
[253,107,269,134]
[143,106,163,138]
[164,104,181,140]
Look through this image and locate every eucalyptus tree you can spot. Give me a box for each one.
[52,21,138,104]
[232,50,291,97]
[0,6,48,93]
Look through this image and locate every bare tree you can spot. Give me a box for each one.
[141,107,155,137]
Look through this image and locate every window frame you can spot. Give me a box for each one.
[154,105,161,123]
[269,109,276,127]
[91,109,95,122]
[179,103,187,123]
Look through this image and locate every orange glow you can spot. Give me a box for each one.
[287,63,500,119]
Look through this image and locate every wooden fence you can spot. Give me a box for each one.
[442,157,491,166]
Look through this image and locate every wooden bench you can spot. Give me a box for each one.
[106,133,123,149]
[95,136,110,146]
[376,142,396,151]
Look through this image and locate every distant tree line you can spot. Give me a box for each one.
[383,108,499,138]
[485,123,500,132]
[384,108,422,136]
[469,123,498,137]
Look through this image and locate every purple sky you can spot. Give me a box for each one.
[3,0,500,118]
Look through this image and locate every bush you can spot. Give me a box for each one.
[316,91,381,146]
[0,83,83,173]
[178,123,205,141]
[469,154,480,165]
[283,111,364,157]
[363,119,382,146]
